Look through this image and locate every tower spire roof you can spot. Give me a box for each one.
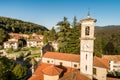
[87,8,90,18]
[80,9,97,23]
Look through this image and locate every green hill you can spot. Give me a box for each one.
[0,16,48,34]
[94,25,120,56]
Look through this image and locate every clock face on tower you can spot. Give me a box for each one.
[82,43,90,51]
[85,44,90,48]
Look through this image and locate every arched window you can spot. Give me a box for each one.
[85,26,90,35]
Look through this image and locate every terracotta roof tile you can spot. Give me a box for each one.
[107,77,120,80]
[103,55,120,61]
[43,52,80,62]
[28,63,51,80]
[94,56,110,69]
[80,17,97,22]
[42,65,63,76]
[59,69,90,80]
[27,39,41,42]
[28,63,75,80]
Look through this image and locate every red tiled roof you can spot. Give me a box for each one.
[43,52,110,69]
[107,77,120,80]
[28,63,51,80]
[93,56,110,69]
[80,17,96,23]
[4,41,18,43]
[27,39,41,42]
[28,63,75,80]
[103,55,120,61]
[43,52,80,62]
[42,65,63,76]
[59,69,90,80]
[32,33,38,36]
[9,33,21,39]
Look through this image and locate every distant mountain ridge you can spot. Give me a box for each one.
[0,16,48,34]
[95,25,120,30]
[94,25,120,55]
[95,25,120,36]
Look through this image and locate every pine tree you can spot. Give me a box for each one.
[69,16,81,54]
[0,56,16,80]
[0,28,8,44]
[12,64,28,80]
[48,27,57,41]
[43,31,48,44]
[57,17,71,53]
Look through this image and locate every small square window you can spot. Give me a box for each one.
[60,62,63,66]
[47,60,50,63]
[93,68,96,75]
[74,64,77,67]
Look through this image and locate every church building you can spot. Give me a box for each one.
[28,13,119,80]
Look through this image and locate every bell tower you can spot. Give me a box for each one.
[80,12,96,79]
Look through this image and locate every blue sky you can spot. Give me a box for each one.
[0,0,120,29]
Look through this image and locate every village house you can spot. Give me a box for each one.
[31,33,43,40]
[9,33,29,39]
[4,38,18,50]
[26,33,44,48]
[7,33,44,48]
[27,39,43,48]
[102,55,120,72]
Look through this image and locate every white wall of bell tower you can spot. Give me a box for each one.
[80,13,96,79]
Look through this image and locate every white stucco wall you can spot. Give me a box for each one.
[110,61,120,72]
[81,21,95,38]
[93,66,107,80]
[80,51,93,75]
[12,42,18,49]
[27,41,37,47]
[4,43,10,49]
[4,42,18,49]
[80,19,95,78]
[42,57,80,69]
[44,74,59,80]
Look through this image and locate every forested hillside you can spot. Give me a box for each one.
[0,16,48,34]
[43,17,120,56]
[95,26,120,57]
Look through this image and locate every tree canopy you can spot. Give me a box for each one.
[0,28,9,44]
[56,17,81,54]
[0,56,29,80]
[0,16,48,34]
[12,64,28,80]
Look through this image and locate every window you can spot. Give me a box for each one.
[93,68,96,75]
[85,26,90,35]
[47,60,50,63]
[60,62,63,66]
[86,54,87,60]
[74,64,77,67]
[86,65,87,71]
